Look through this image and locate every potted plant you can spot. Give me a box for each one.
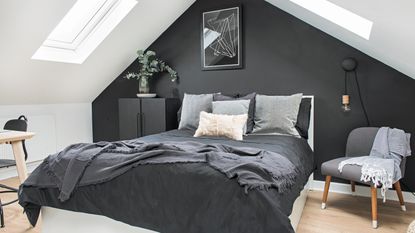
[124,50,177,96]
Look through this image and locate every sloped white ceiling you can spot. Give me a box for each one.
[266,0,415,80]
[0,0,195,105]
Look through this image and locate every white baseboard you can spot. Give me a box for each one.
[0,160,42,180]
[311,180,415,204]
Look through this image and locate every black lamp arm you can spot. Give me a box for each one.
[353,70,370,126]
[344,71,348,94]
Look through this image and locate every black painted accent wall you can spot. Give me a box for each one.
[93,0,415,188]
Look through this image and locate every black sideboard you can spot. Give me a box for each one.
[118,98,180,140]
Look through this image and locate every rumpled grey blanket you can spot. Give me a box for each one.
[43,140,299,202]
[339,127,411,200]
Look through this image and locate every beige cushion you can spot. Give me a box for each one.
[194,111,248,141]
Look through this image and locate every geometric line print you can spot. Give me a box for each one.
[207,13,237,58]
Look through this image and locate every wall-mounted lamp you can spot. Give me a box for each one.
[341,58,357,112]
[342,94,351,112]
[341,58,370,126]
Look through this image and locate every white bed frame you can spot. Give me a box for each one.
[289,95,314,231]
[40,96,314,233]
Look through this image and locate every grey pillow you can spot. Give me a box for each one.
[178,93,213,130]
[213,93,256,133]
[253,93,303,136]
[212,100,250,115]
[212,100,250,133]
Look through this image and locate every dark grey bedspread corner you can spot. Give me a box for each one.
[19,129,314,233]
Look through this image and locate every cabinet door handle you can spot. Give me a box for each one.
[136,113,142,137]
[141,112,145,136]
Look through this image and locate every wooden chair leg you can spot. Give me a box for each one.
[351,181,356,195]
[394,181,406,211]
[371,185,378,229]
[321,176,331,209]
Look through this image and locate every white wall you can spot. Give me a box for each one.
[0,0,196,105]
[0,103,92,178]
[265,0,415,80]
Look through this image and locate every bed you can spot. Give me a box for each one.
[19,96,314,233]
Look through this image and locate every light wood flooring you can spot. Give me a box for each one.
[0,177,40,233]
[0,177,413,233]
[298,190,414,233]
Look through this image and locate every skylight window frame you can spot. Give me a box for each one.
[32,0,137,64]
[44,0,118,51]
[289,0,373,40]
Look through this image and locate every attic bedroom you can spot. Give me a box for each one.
[0,0,414,232]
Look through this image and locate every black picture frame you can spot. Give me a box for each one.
[201,6,242,70]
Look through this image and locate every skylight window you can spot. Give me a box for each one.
[290,0,373,40]
[32,0,137,64]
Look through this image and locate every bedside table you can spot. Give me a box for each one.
[118,98,180,140]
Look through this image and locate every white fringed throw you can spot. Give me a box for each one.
[339,156,394,201]
[338,127,411,202]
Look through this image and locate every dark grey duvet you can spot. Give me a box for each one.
[19,130,314,233]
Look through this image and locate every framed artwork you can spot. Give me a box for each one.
[201,6,242,70]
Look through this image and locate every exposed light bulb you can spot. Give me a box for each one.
[342,104,351,112]
[342,95,351,112]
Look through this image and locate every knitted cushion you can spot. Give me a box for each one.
[194,112,248,141]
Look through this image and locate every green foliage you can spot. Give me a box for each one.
[124,50,178,82]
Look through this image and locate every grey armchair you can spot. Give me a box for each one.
[321,127,406,229]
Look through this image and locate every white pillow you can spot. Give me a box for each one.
[194,112,248,141]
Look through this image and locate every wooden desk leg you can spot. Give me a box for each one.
[11,140,28,183]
